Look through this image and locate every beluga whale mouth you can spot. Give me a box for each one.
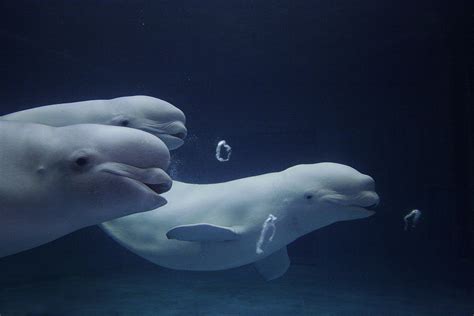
[170,131,187,140]
[98,162,172,195]
[141,121,187,138]
[141,121,188,150]
[343,192,380,216]
[336,191,380,213]
[347,193,380,210]
[364,202,379,211]
[143,181,173,195]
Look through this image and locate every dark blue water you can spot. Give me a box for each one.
[0,1,472,315]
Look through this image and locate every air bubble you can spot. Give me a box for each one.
[403,209,422,231]
[215,140,232,162]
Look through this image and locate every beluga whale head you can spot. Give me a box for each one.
[1,95,188,150]
[279,162,379,236]
[36,123,173,225]
[105,96,187,150]
[0,121,174,257]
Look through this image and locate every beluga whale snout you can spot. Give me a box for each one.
[139,119,187,150]
[0,121,172,258]
[1,95,188,150]
[98,162,172,195]
[317,173,379,214]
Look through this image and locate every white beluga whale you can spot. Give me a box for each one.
[1,95,187,150]
[0,121,172,258]
[102,163,379,280]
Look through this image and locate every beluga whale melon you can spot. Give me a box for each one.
[101,162,379,280]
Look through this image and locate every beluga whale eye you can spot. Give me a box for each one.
[69,150,95,170]
[109,115,131,127]
[304,193,313,200]
[75,156,89,167]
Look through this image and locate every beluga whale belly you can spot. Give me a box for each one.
[102,162,379,280]
[0,121,172,258]
[1,95,187,150]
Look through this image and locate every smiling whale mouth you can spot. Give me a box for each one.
[142,122,187,140]
[170,131,187,140]
[143,181,172,194]
[140,123,187,150]
[98,162,172,195]
[334,190,380,212]
[365,203,379,211]
[347,194,380,212]
[347,203,378,212]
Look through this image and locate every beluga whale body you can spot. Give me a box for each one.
[0,121,172,258]
[1,95,187,150]
[102,163,379,280]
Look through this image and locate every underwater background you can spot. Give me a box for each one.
[0,1,472,315]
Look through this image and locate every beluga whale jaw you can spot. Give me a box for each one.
[1,95,188,150]
[101,162,379,281]
[0,121,172,258]
[98,162,172,197]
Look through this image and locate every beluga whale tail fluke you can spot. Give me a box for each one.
[1,95,187,150]
[101,162,379,281]
[0,121,172,258]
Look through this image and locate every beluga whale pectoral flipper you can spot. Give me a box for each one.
[166,223,241,242]
[1,95,187,150]
[101,162,380,281]
[0,121,172,258]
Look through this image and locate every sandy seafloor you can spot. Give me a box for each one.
[0,262,471,316]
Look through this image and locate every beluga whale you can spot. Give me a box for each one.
[0,121,172,258]
[102,163,380,280]
[1,95,187,150]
